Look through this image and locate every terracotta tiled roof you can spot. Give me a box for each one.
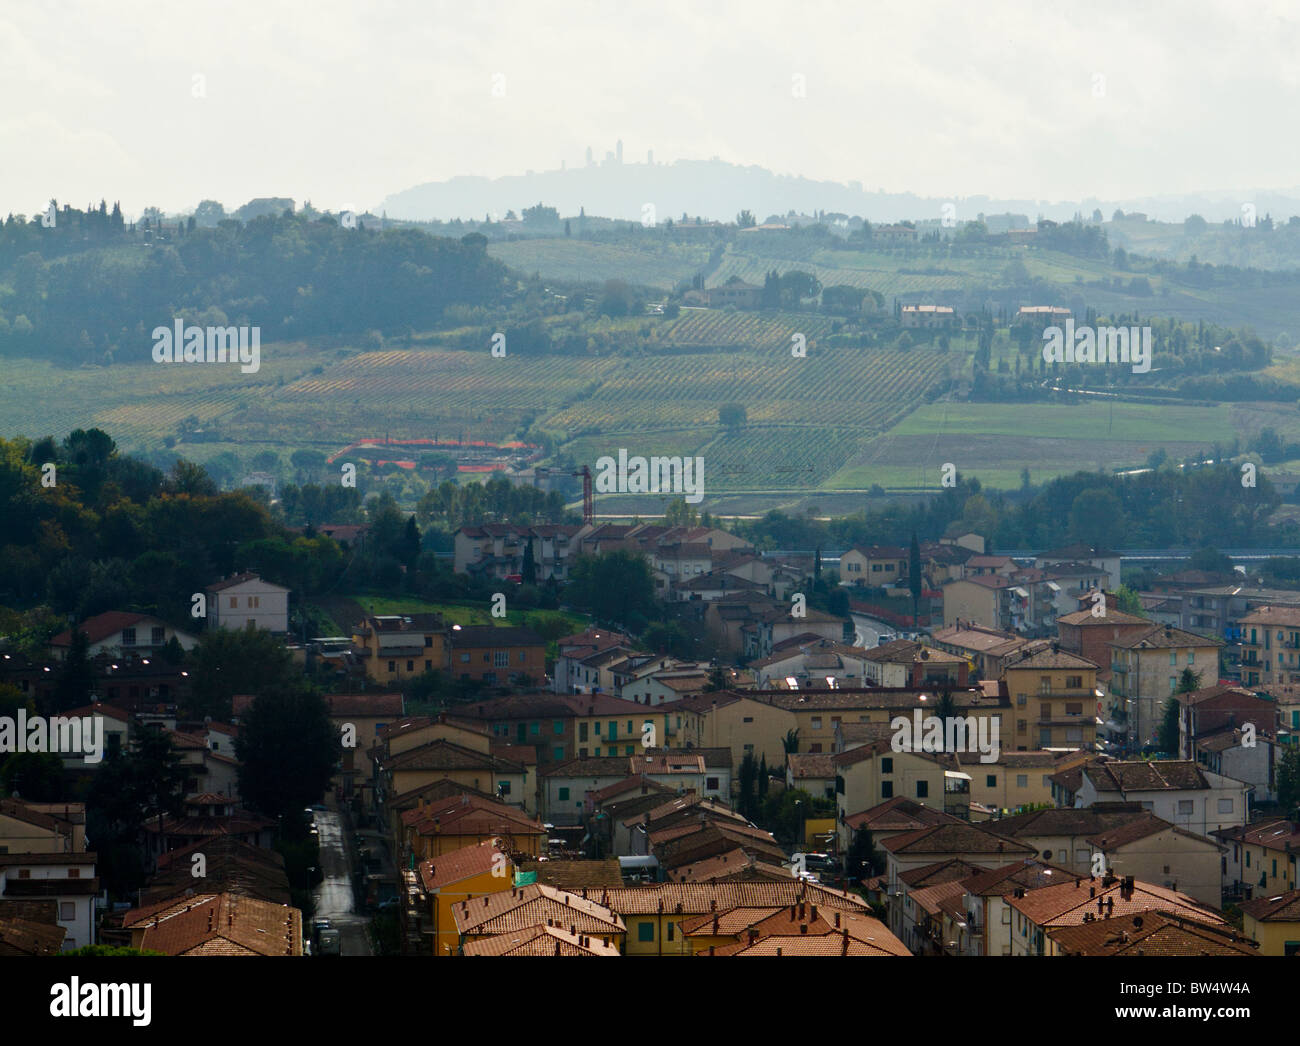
[1238,888,1300,922]
[1056,608,1148,626]
[787,753,835,779]
[1008,877,1222,929]
[51,611,152,646]
[418,840,505,892]
[843,796,965,833]
[601,880,869,917]
[1083,760,1209,792]
[452,883,626,936]
[61,701,133,722]
[381,738,525,774]
[989,804,1150,840]
[131,892,302,956]
[1214,818,1300,852]
[514,859,624,891]
[667,849,789,883]
[1047,910,1257,956]
[404,796,544,838]
[899,858,985,888]
[908,877,970,919]
[462,921,621,956]
[881,823,1032,858]
[961,859,1081,896]
[0,915,66,955]
[1239,605,1300,628]
[1086,813,1208,850]
[588,776,674,804]
[322,693,403,716]
[1111,624,1223,650]
[1003,648,1099,670]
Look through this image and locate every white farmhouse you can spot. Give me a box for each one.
[206,573,290,634]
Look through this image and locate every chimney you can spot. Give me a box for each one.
[810,904,818,922]
[748,928,758,944]
[834,911,841,928]
[841,929,850,955]
[790,905,797,921]
[712,914,719,934]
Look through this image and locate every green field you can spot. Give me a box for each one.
[8,227,1300,506]
[826,401,1243,491]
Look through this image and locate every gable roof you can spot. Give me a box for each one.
[880,822,1032,858]
[206,572,290,593]
[0,915,66,956]
[452,883,626,936]
[462,921,621,956]
[843,796,965,833]
[51,611,153,647]
[1007,877,1222,929]
[1111,624,1223,650]
[418,840,505,892]
[1056,608,1149,627]
[321,692,404,717]
[1083,760,1210,793]
[1047,910,1257,956]
[1003,648,1099,671]
[1238,888,1300,922]
[129,893,302,955]
[381,738,527,774]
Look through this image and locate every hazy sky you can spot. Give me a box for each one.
[5,0,1300,218]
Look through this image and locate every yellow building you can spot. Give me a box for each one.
[764,688,1007,756]
[601,881,873,956]
[1001,648,1099,752]
[1239,888,1300,956]
[569,694,683,758]
[833,742,955,827]
[382,739,536,816]
[964,751,1060,815]
[414,839,514,957]
[676,692,797,768]
[352,613,449,686]
[322,692,403,798]
[1239,606,1300,688]
[1223,818,1300,897]
[0,799,80,854]
[381,714,494,759]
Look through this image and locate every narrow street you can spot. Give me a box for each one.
[312,803,372,957]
